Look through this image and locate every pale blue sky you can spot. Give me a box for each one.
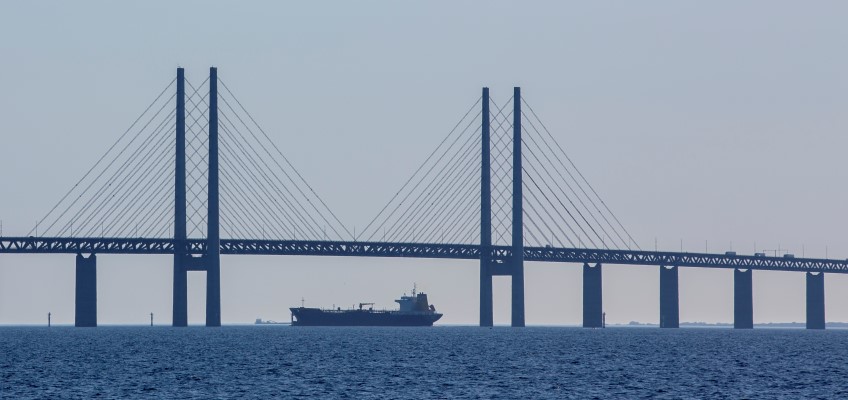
[1,1,847,325]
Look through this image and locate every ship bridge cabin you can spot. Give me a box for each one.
[396,288,436,313]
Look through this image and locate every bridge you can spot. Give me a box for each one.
[0,67,839,329]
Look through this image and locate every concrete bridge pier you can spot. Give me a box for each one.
[734,268,753,329]
[172,255,187,327]
[583,263,603,328]
[511,256,525,327]
[479,259,493,327]
[659,265,679,328]
[806,272,825,330]
[75,253,97,327]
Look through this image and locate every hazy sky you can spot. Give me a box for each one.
[2,1,848,326]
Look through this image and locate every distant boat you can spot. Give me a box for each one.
[254,318,289,325]
[290,286,443,326]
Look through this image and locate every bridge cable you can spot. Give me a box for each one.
[30,78,176,236]
[521,125,624,249]
[400,154,480,243]
[107,152,176,237]
[216,108,327,240]
[218,133,302,239]
[72,110,176,236]
[119,156,177,237]
[521,112,627,249]
[522,99,640,250]
[358,97,482,240]
[434,176,483,244]
[182,78,211,237]
[56,109,176,236]
[220,137,296,239]
[218,145,289,239]
[218,121,307,238]
[218,119,309,238]
[363,109,481,242]
[215,92,336,240]
[218,78,352,239]
[217,111,324,239]
[399,146,481,243]
[63,111,174,237]
[363,110,480,242]
[522,139,603,248]
[218,155,288,240]
[383,126,481,242]
[521,166,582,248]
[488,97,516,245]
[390,153,479,243]
[36,87,176,236]
[521,157,585,247]
[377,123,479,242]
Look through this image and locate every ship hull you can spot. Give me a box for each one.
[290,308,442,326]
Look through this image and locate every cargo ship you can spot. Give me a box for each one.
[290,287,442,326]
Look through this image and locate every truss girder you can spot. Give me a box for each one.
[0,237,845,273]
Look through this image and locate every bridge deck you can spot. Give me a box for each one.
[1,237,844,273]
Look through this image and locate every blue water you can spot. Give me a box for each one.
[2,326,847,399]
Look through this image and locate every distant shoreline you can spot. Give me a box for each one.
[5,322,848,328]
[612,321,848,328]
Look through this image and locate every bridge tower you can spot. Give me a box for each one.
[172,67,188,327]
[479,87,525,327]
[170,67,221,327]
[511,87,525,327]
[206,67,222,327]
[479,87,493,327]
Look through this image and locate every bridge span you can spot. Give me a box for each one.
[1,236,845,273]
[0,236,837,331]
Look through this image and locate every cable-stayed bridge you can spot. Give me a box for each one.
[0,67,841,329]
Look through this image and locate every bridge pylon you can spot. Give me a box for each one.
[479,87,526,327]
[206,67,222,327]
[170,67,221,327]
[479,87,493,327]
[511,87,525,327]
[173,67,188,327]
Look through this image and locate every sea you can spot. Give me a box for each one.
[2,326,847,399]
